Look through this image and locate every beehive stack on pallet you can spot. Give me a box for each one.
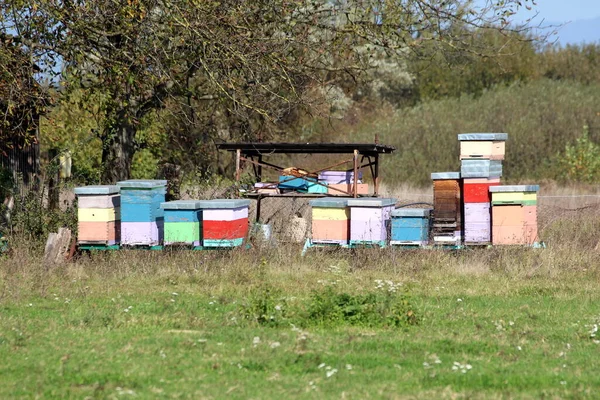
[390,208,430,246]
[309,197,350,245]
[431,172,462,245]
[75,185,120,249]
[347,198,396,247]
[199,199,251,248]
[459,133,507,245]
[161,200,202,247]
[490,185,539,245]
[118,180,167,247]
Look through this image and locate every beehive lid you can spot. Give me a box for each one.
[347,198,396,207]
[309,197,348,208]
[196,199,251,209]
[160,200,203,210]
[431,172,460,180]
[489,185,540,193]
[391,208,431,217]
[74,185,119,195]
[117,179,167,188]
[458,133,508,141]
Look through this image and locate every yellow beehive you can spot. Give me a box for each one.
[77,207,120,222]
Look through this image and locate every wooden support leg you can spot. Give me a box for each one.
[353,149,359,198]
[235,149,241,182]
[374,153,380,196]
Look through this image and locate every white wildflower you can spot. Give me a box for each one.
[318,363,326,369]
[270,342,281,349]
[252,337,261,347]
[326,368,338,378]
[346,364,353,370]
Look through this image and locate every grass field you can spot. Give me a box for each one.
[2,212,600,400]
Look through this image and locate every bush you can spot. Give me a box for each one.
[558,126,600,183]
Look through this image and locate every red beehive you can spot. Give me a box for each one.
[463,178,501,203]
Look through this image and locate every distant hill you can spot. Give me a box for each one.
[553,17,600,45]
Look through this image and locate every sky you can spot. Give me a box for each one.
[509,0,600,23]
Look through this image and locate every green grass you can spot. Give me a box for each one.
[1,242,600,399]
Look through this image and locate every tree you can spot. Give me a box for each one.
[3,0,541,182]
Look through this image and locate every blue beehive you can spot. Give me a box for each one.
[460,159,503,178]
[118,179,167,246]
[390,208,431,245]
[278,175,309,191]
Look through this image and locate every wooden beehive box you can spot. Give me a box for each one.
[431,172,462,243]
[490,185,539,245]
[118,180,167,246]
[161,200,202,246]
[463,178,501,203]
[390,208,431,245]
[347,198,396,246]
[458,133,508,160]
[197,199,251,247]
[490,185,538,206]
[460,159,503,178]
[318,170,362,184]
[464,203,492,244]
[309,197,350,244]
[75,185,121,245]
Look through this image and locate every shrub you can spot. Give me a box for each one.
[558,125,600,183]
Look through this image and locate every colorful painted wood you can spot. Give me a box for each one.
[463,178,501,203]
[161,200,202,246]
[489,185,539,206]
[309,197,350,244]
[460,159,503,178]
[458,133,508,160]
[327,183,369,195]
[347,198,396,246]
[431,172,462,243]
[306,178,328,194]
[464,202,492,243]
[390,208,431,245]
[491,204,538,245]
[118,180,167,246]
[278,176,309,190]
[74,185,121,246]
[318,170,362,184]
[197,199,251,247]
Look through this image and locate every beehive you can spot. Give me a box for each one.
[390,208,431,245]
[490,185,539,245]
[327,183,369,196]
[463,178,501,203]
[198,199,251,247]
[490,185,538,206]
[347,198,396,246]
[460,159,503,178]
[75,185,120,245]
[431,172,462,244]
[464,203,492,243]
[118,179,167,246]
[458,133,508,160]
[318,170,362,185]
[278,175,309,191]
[309,197,350,244]
[161,200,202,246]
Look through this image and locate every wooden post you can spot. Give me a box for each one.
[353,149,359,198]
[48,148,59,210]
[374,153,380,196]
[257,155,263,182]
[235,149,241,181]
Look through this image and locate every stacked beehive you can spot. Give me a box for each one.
[489,185,539,245]
[161,200,202,247]
[75,185,120,247]
[309,197,350,245]
[459,133,507,245]
[431,172,462,244]
[118,179,167,246]
[198,199,251,247]
[347,198,396,246]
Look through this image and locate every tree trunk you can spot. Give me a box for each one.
[101,118,136,184]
